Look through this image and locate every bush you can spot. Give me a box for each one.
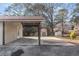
[70,30,76,39]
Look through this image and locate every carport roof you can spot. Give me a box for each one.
[0,16,44,21]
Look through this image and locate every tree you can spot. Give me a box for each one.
[55,8,68,36]
[44,3,67,36]
[70,3,79,27]
[44,4,55,36]
[4,3,34,16]
[22,3,56,36]
[29,3,62,36]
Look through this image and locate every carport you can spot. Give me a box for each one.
[0,16,44,45]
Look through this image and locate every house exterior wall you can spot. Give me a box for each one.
[41,28,47,36]
[0,22,3,45]
[5,22,22,44]
[17,22,23,38]
[0,16,43,45]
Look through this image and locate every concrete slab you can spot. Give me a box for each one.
[0,37,79,56]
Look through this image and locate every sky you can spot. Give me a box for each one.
[0,3,77,17]
[0,3,11,15]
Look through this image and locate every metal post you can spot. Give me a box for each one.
[38,24,41,46]
[3,21,5,45]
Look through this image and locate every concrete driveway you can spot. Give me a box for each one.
[0,37,79,56]
[5,37,77,46]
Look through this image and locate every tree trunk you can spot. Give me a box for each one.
[61,18,64,37]
[47,28,50,36]
[51,26,55,36]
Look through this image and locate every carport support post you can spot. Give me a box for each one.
[3,21,5,45]
[38,23,41,46]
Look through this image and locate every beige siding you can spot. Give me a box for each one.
[0,22,3,45]
[17,22,23,38]
[5,22,22,44]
